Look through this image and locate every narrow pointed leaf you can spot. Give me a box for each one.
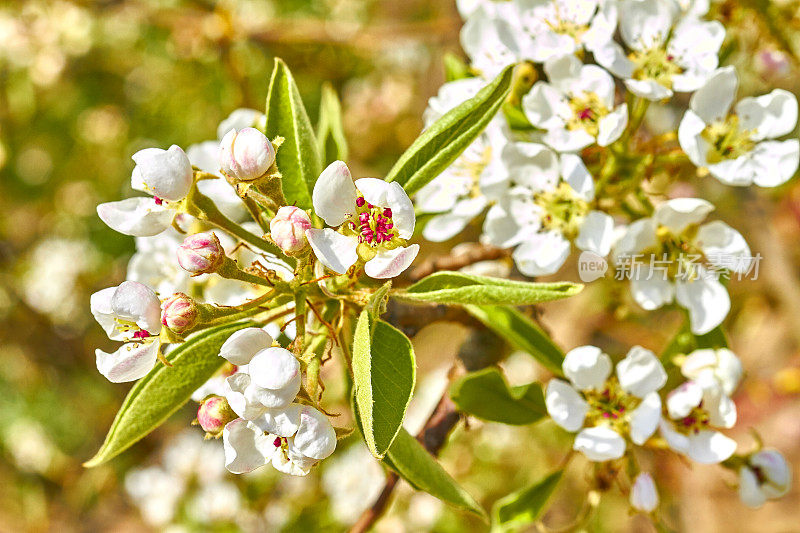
[464,305,564,376]
[316,82,349,166]
[394,272,582,306]
[352,311,416,458]
[383,428,488,520]
[451,368,546,425]
[492,470,563,532]
[84,321,255,467]
[386,65,514,195]
[264,58,321,209]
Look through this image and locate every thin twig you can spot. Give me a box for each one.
[409,244,510,281]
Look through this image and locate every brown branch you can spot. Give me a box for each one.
[349,388,462,533]
[409,243,511,281]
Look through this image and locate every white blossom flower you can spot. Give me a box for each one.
[222,404,336,476]
[681,347,743,396]
[483,143,614,276]
[97,145,193,237]
[739,449,792,508]
[460,2,534,79]
[219,127,276,182]
[516,0,618,63]
[630,472,659,512]
[594,0,724,101]
[90,280,163,382]
[219,329,301,414]
[306,161,419,279]
[416,78,511,242]
[659,373,737,464]
[678,66,799,187]
[613,198,752,334]
[545,345,667,461]
[522,54,628,151]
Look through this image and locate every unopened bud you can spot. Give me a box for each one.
[197,395,238,437]
[270,206,312,254]
[160,293,198,333]
[219,127,276,182]
[739,449,791,508]
[177,232,225,275]
[630,472,658,513]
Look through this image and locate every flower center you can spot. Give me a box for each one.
[673,405,711,435]
[543,4,590,43]
[153,196,164,206]
[583,378,640,434]
[114,318,151,341]
[353,196,396,246]
[566,91,609,137]
[452,143,493,199]
[634,225,705,281]
[700,115,756,163]
[534,181,590,239]
[630,46,683,89]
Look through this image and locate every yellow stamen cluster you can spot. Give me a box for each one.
[630,46,683,89]
[701,115,756,163]
[534,181,591,239]
[566,91,610,137]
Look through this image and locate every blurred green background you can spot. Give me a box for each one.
[2,0,800,531]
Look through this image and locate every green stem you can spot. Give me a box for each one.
[243,195,270,234]
[217,257,274,287]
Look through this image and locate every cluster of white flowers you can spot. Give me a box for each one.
[435,0,794,513]
[420,0,799,337]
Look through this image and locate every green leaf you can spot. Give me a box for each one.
[394,272,582,306]
[385,65,514,195]
[492,470,563,532]
[264,58,322,209]
[450,368,546,425]
[694,325,728,350]
[352,311,416,458]
[463,305,564,376]
[84,321,255,467]
[383,428,487,520]
[443,52,472,82]
[315,82,349,166]
[366,280,392,321]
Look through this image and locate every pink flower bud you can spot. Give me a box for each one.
[177,232,225,275]
[197,395,238,437]
[270,206,312,254]
[219,127,276,182]
[160,293,198,333]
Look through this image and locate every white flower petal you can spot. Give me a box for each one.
[512,231,571,276]
[630,276,675,311]
[522,82,570,131]
[614,218,657,258]
[573,426,626,461]
[364,244,420,279]
[678,110,708,167]
[355,179,415,238]
[111,281,162,335]
[217,108,264,140]
[543,127,595,153]
[562,345,612,391]
[312,161,358,227]
[224,373,267,420]
[560,153,594,200]
[666,381,703,419]
[629,392,662,445]
[131,145,193,201]
[223,419,274,474]
[96,341,159,383]
[675,276,730,335]
[597,105,629,145]
[545,379,588,432]
[736,89,798,141]
[739,466,767,508]
[576,211,614,256]
[659,418,690,454]
[616,346,667,397]
[219,327,273,366]
[97,198,173,237]
[250,374,301,408]
[91,287,122,340]
[502,142,560,190]
[681,348,743,397]
[752,139,800,188]
[690,66,738,124]
[306,228,358,275]
[248,347,301,390]
[254,404,302,437]
[697,221,751,273]
[654,198,714,234]
[293,405,337,460]
[686,430,737,464]
[619,0,676,51]
[631,472,659,512]
[624,79,672,101]
[593,40,635,78]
